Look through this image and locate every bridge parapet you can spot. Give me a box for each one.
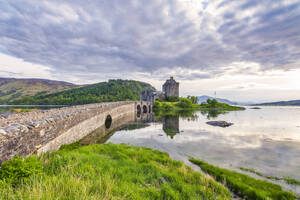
[0,101,152,163]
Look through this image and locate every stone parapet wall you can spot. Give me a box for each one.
[0,101,138,163]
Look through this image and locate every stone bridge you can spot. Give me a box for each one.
[0,101,152,163]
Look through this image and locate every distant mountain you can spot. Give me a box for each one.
[0,77,77,104]
[254,100,300,106]
[197,95,254,105]
[10,79,156,105]
[197,95,238,105]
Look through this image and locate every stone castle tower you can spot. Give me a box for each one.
[162,77,179,97]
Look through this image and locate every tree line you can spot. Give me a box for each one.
[10,79,155,105]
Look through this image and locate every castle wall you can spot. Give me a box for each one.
[163,77,179,97]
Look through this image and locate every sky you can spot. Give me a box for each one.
[0,0,300,102]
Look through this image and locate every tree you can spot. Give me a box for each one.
[177,98,192,108]
[187,96,198,104]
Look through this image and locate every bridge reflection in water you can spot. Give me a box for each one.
[79,111,200,144]
[80,112,154,145]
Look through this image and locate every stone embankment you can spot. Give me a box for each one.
[0,101,144,163]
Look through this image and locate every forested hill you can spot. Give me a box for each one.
[9,79,156,105]
[0,78,76,104]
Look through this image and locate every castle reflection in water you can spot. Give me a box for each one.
[80,109,206,145]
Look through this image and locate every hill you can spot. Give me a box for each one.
[197,95,238,105]
[0,78,77,104]
[10,79,156,105]
[254,100,300,106]
[197,95,255,105]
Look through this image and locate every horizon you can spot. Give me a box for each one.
[2,75,298,104]
[1,0,300,102]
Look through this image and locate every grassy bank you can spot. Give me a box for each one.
[239,167,300,186]
[153,98,245,117]
[0,143,231,199]
[9,108,39,113]
[190,158,297,200]
[199,99,245,111]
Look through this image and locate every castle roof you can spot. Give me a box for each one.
[163,77,179,86]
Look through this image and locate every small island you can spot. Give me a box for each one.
[140,77,245,116]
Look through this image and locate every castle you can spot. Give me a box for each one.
[140,77,179,102]
[163,76,179,98]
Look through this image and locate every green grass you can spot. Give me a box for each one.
[9,108,39,113]
[284,177,300,186]
[153,99,245,117]
[190,158,296,200]
[0,143,231,200]
[240,167,300,186]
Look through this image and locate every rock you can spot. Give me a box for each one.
[159,177,167,184]
[0,129,7,135]
[39,129,45,137]
[206,121,234,127]
[26,124,35,130]
[250,107,261,109]
[19,125,29,133]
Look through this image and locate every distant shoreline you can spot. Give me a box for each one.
[0,105,66,107]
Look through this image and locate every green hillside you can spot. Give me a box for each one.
[10,79,156,105]
[0,78,76,104]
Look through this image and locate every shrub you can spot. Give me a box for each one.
[0,156,42,185]
[166,96,179,102]
[187,96,198,104]
[176,98,192,108]
[59,141,81,151]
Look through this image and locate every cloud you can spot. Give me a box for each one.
[0,0,299,86]
[0,53,52,79]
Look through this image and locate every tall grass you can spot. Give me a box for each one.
[190,158,296,200]
[0,143,231,199]
[239,167,300,186]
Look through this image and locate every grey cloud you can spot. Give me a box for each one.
[0,0,299,82]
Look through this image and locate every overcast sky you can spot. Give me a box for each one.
[0,0,300,102]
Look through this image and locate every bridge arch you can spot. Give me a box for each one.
[143,105,147,113]
[105,115,112,129]
[137,105,141,114]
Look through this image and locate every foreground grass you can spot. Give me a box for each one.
[190,158,296,200]
[240,167,300,186]
[0,143,231,200]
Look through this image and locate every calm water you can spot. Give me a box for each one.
[102,106,300,194]
[3,105,300,193]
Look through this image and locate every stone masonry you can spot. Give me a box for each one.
[163,77,179,97]
[0,101,152,163]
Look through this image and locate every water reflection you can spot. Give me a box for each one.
[80,112,153,145]
[162,115,179,139]
[106,107,300,194]
[82,110,199,143]
[176,110,199,121]
[158,110,200,139]
[81,107,300,194]
[200,109,226,119]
